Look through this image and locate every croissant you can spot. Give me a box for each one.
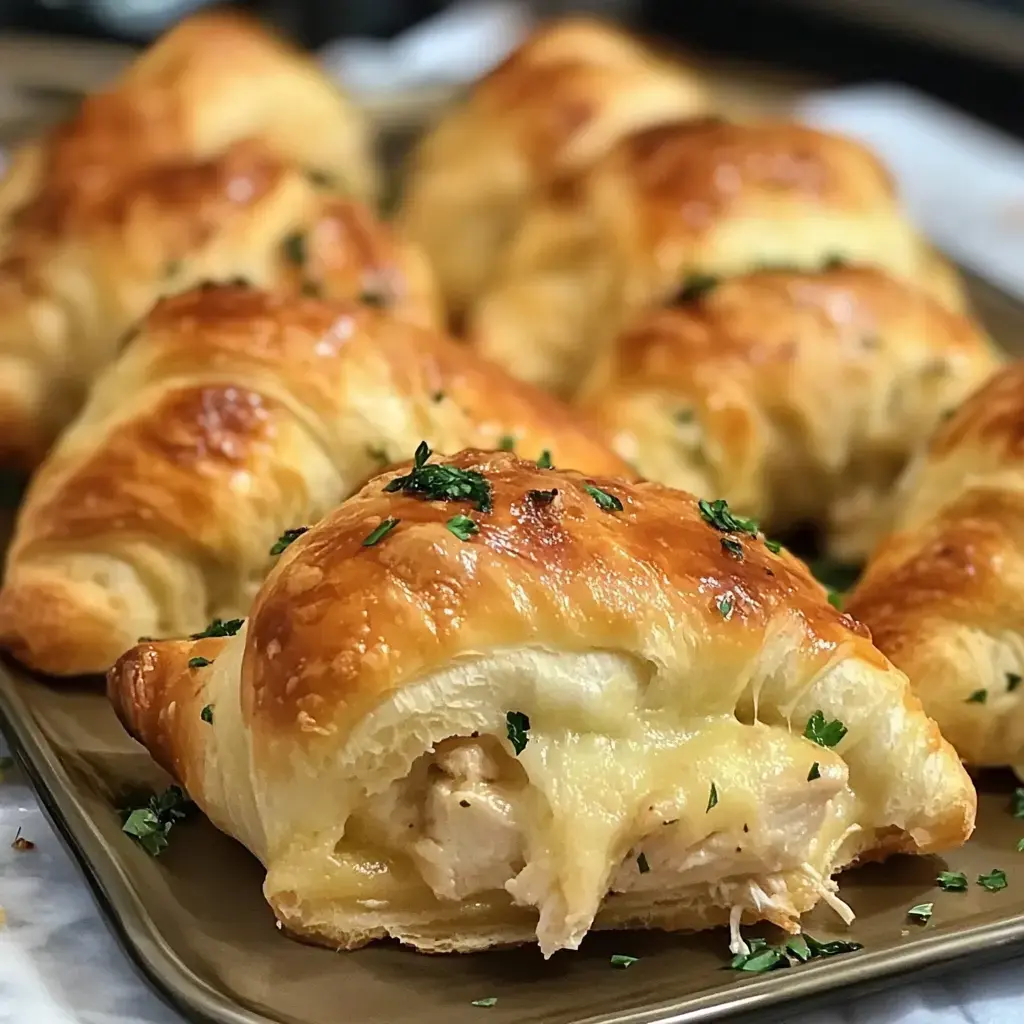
[0,11,377,469]
[108,450,974,957]
[399,16,709,321]
[578,266,1001,561]
[846,362,1024,771]
[470,119,968,396]
[0,286,630,677]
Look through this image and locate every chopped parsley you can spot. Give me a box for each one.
[359,287,389,308]
[978,869,1008,892]
[188,656,212,670]
[121,786,194,857]
[498,435,516,452]
[446,514,479,541]
[610,954,639,969]
[1018,839,1024,853]
[907,902,933,924]
[384,442,492,512]
[1012,788,1024,819]
[698,498,759,536]
[200,705,214,724]
[164,259,182,279]
[528,489,558,506]
[190,618,243,640]
[765,539,782,554]
[367,445,390,467]
[11,827,34,852]
[675,408,694,424]
[966,689,988,704]
[717,594,734,620]
[471,998,497,1008]
[721,537,743,560]
[536,450,553,469]
[936,870,968,892]
[270,527,308,555]
[827,590,844,610]
[707,782,719,812]
[585,483,623,512]
[637,852,650,874]
[803,710,847,749]
[730,940,789,973]
[677,273,719,303]
[809,559,862,594]
[784,936,811,963]
[506,711,530,756]
[304,168,339,189]
[432,391,445,403]
[282,231,307,267]
[823,254,847,270]
[363,517,400,547]
[727,935,861,974]
[807,762,820,781]
[1009,673,1022,692]
[804,935,863,958]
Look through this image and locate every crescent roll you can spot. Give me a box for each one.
[847,362,1024,771]
[399,17,709,320]
[0,11,378,469]
[470,119,967,396]
[108,450,974,958]
[578,267,1001,562]
[0,285,630,677]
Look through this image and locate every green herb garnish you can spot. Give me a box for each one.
[305,168,339,189]
[807,762,820,781]
[717,594,734,620]
[804,935,863,958]
[907,902,933,924]
[536,450,553,469]
[585,483,623,513]
[936,870,968,892]
[200,705,214,724]
[966,689,988,704]
[270,527,308,555]
[121,786,193,857]
[190,618,243,640]
[506,711,530,756]
[363,517,400,547]
[446,514,479,541]
[721,537,743,560]
[803,710,847,749]
[784,936,811,963]
[765,539,782,554]
[498,435,516,452]
[1017,838,1024,853]
[729,933,861,973]
[282,231,307,267]
[359,287,389,308]
[385,442,492,512]
[698,498,759,536]
[827,590,844,610]
[610,954,639,969]
[707,782,718,812]
[367,445,390,467]
[978,868,1008,892]
[188,657,212,670]
[677,273,719,303]
[1008,673,1022,692]
[637,852,650,874]
[471,998,497,1008]
[1013,788,1024,819]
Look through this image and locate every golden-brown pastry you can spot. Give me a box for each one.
[847,362,1024,770]
[0,286,630,677]
[108,450,974,957]
[399,16,709,320]
[0,11,378,469]
[470,119,968,396]
[578,267,1001,561]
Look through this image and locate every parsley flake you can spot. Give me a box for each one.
[707,782,718,812]
[506,711,530,756]
[536,450,553,469]
[385,442,492,511]
[585,483,623,512]
[784,936,811,963]
[1008,673,1022,692]
[270,527,308,555]
[807,762,820,781]
[717,594,734,620]
[188,656,212,670]
[765,539,782,554]
[471,998,497,1008]
[498,435,516,452]
[978,868,1008,892]
[966,689,988,704]
[907,902,933,924]
[721,537,743,560]
[190,618,243,640]
[1017,839,1024,853]
[282,231,307,266]
[729,934,861,973]
[121,786,194,857]
[677,273,719,303]
[200,705,214,724]
[363,517,400,547]
[732,945,789,973]
[698,498,759,536]
[1012,788,1024,819]
[446,514,479,541]
[803,710,847,749]
[827,590,844,610]
[610,954,639,969]
[637,852,650,874]
[936,870,968,892]
[804,935,863,958]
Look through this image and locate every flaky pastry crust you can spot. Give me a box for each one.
[848,363,1024,769]
[0,11,379,468]
[0,287,629,676]
[470,119,968,396]
[579,266,1001,560]
[109,451,973,957]
[399,16,709,319]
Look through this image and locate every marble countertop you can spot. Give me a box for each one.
[2,745,1023,1024]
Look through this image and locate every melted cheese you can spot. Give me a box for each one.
[266,716,861,957]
